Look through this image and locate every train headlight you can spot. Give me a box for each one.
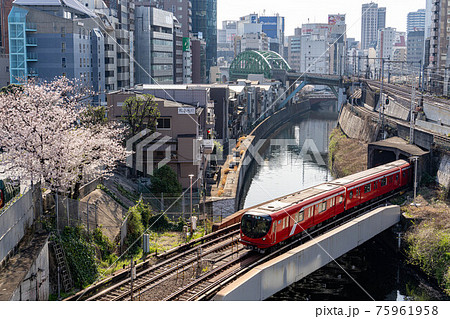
[262,237,266,241]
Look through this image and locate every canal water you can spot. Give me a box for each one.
[241,111,448,301]
[242,112,335,209]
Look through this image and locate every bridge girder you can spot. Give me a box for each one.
[229,50,291,81]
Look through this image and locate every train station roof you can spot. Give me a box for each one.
[369,137,429,157]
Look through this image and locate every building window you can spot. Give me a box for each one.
[61,27,65,37]
[61,42,66,53]
[62,58,66,68]
[157,118,171,129]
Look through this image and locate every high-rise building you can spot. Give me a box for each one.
[407,9,426,33]
[8,0,106,103]
[191,37,206,83]
[192,0,216,82]
[425,0,433,39]
[82,0,135,91]
[377,7,386,30]
[328,14,347,76]
[173,17,184,84]
[134,5,174,84]
[259,14,285,54]
[300,23,330,74]
[427,0,450,94]
[160,0,192,38]
[361,2,386,50]
[1,0,14,53]
[287,28,302,72]
[407,30,425,63]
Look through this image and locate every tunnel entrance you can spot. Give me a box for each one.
[368,137,430,183]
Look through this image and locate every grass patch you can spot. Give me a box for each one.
[328,127,367,178]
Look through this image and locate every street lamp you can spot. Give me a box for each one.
[188,174,194,232]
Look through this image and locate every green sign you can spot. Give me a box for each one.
[183,37,190,52]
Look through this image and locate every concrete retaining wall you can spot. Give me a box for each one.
[384,98,410,122]
[437,154,450,190]
[338,105,379,143]
[214,205,401,301]
[423,102,450,127]
[416,119,450,136]
[0,187,38,265]
[10,239,49,301]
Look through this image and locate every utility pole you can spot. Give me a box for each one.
[379,57,385,140]
[410,77,416,145]
[130,258,135,301]
[188,174,194,233]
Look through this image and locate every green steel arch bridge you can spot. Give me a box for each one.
[229,50,292,81]
[229,50,352,110]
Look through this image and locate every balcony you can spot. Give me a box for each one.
[27,68,38,77]
[25,23,37,32]
[26,52,38,61]
[26,38,37,46]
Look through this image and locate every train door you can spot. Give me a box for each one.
[394,172,400,188]
[271,221,277,244]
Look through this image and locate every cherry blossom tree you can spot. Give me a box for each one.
[0,78,127,196]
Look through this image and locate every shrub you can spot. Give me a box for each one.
[92,227,115,260]
[59,226,98,289]
[149,165,182,195]
[124,205,144,256]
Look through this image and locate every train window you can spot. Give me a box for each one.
[297,211,304,223]
[339,195,344,203]
[349,191,353,199]
[389,176,393,183]
[278,220,282,225]
[364,184,371,193]
[241,214,272,239]
[396,174,399,181]
[374,182,377,190]
[318,202,327,213]
[381,178,387,187]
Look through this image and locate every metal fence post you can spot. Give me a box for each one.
[182,193,185,221]
[56,193,59,233]
[66,197,69,228]
[86,198,90,233]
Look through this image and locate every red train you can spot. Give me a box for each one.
[239,160,412,252]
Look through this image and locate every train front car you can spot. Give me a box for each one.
[240,211,273,253]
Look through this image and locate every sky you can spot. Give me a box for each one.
[217,0,427,41]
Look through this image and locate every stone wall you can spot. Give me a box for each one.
[437,154,450,190]
[338,105,379,143]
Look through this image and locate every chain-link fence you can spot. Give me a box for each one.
[142,193,204,222]
[49,194,127,239]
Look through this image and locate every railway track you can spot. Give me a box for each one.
[65,223,240,301]
[167,190,407,301]
[66,188,406,301]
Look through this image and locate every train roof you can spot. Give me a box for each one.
[329,160,408,186]
[244,160,409,217]
[247,182,343,215]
